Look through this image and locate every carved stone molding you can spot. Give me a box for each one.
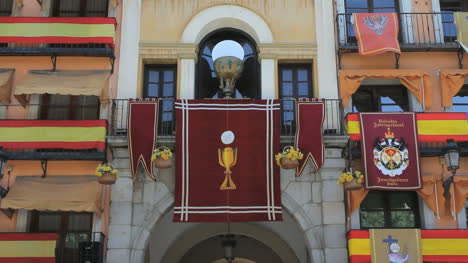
[139,42,198,61]
[258,43,317,60]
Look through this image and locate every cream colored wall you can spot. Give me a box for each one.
[140,0,315,43]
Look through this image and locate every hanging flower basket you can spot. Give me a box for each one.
[95,163,119,185]
[152,146,173,169]
[337,170,364,191]
[275,146,303,170]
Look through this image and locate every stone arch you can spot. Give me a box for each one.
[180,5,274,44]
[130,186,320,263]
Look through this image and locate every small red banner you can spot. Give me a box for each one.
[360,113,422,190]
[354,13,401,56]
[128,99,158,181]
[174,99,282,222]
[294,99,324,176]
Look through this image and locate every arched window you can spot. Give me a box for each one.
[196,29,260,99]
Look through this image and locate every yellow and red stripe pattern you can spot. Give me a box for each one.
[0,17,116,48]
[0,233,58,263]
[0,120,106,149]
[346,113,468,142]
[348,230,468,263]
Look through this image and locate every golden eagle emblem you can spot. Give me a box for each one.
[364,14,388,35]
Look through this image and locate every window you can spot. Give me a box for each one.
[53,0,109,17]
[30,211,93,263]
[352,85,409,112]
[440,0,468,42]
[344,0,399,42]
[345,0,399,13]
[452,85,468,112]
[196,29,259,99]
[360,191,420,229]
[0,0,13,16]
[279,64,313,133]
[144,65,177,134]
[40,94,100,120]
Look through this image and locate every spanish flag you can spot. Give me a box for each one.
[0,17,116,49]
[0,233,58,263]
[348,230,468,263]
[353,13,401,56]
[346,112,468,142]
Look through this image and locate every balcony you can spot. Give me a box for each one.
[337,12,461,51]
[0,102,106,160]
[0,232,105,263]
[105,98,346,146]
[0,17,116,59]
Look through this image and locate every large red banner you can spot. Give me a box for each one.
[354,13,401,56]
[295,99,324,176]
[174,99,282,222]
[128,99,158,181]
[360,113,422,190]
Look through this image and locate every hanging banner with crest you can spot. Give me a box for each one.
[353,13,401,56]
[360,112,422,190]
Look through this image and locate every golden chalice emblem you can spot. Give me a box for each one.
[218,130,237,190]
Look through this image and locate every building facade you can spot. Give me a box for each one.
[0,0,122,262]
[0,0,467,263]
[107,0,348,262]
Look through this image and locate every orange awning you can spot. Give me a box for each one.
[14,70,109,105]
[0,176,102,214]
[440,69,468,107]
[339,69,432,109]
[0,69,14,105]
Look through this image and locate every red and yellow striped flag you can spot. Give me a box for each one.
[0,120,106,149]
[0,17,116,48]
[0,233,58,263]
[346,112,468,142]
[348,230,468,263]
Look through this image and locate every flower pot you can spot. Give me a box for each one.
[154,157,172,169]
[98,172,117,185]
[280,158,299,169]
[344,178,363,191]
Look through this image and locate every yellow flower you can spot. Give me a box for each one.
[111,169,118,175]
[357,178,364,183]
[161,153,169,160]
[95,171,102,177]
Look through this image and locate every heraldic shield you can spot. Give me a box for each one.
[359,112,422,190]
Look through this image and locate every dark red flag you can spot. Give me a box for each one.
[295,99,324,176]
[360,112,422,190]
[128,99,158,181]
[174,99,282,222]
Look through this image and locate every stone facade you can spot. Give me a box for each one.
[106,136,349,263]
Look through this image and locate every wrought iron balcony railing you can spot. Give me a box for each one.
[105,98,346,138]
[56,232,105,263]
[0,104,106,160]
[337,12,460,50]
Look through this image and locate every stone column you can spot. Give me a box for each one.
[315,0,338,99]
[106,140,134,263]
[117,0,141,99]
[179,58,196,99]
[260,58,277,99]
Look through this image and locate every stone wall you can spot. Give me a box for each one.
[106,136,348,263]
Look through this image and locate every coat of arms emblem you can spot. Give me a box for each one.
[364,14,388,35]
[373,128,409,177]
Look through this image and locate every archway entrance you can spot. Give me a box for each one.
[144,208,306,263]
[179,235,282,263]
